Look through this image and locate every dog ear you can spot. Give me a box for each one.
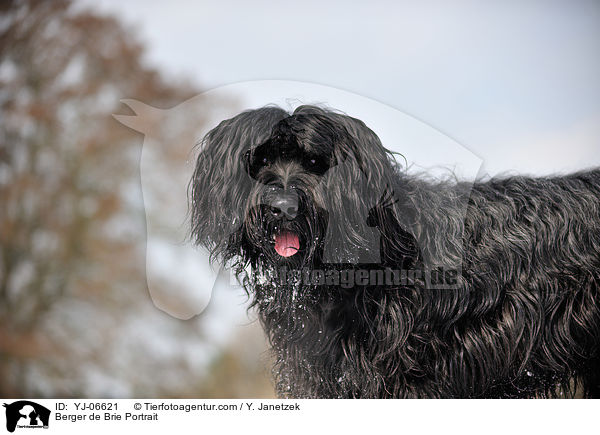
[190,107,287,261]
[319,112,418,264]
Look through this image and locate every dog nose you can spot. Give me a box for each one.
[270,193,298,219]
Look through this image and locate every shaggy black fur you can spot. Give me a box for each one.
[190,105,600,398]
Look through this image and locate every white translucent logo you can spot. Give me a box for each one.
[114,80,482,319]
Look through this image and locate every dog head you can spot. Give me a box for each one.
[190,105,407,274]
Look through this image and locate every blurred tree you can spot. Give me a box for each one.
[0,0,192,317]
[0,0,260,397]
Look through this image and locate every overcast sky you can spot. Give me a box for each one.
[81,0,600,176]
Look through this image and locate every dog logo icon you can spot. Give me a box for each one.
[3,401,50,433]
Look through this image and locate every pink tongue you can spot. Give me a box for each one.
[274,231,300,257]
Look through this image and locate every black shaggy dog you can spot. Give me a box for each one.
[190,105,600,398]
